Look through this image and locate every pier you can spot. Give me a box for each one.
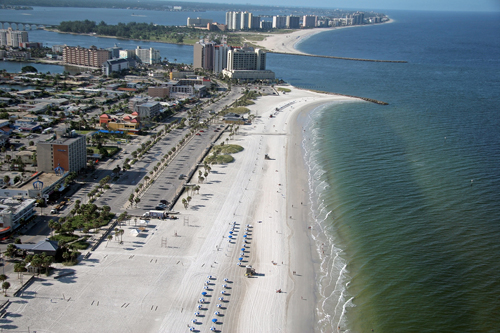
[270,51,407,63]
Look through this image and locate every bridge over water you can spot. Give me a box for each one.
[0,21,53,30]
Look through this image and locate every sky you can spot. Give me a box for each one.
[181,0,500,12]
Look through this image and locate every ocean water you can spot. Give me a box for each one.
[272,10,500,333]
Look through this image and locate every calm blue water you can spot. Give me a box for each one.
[270,10,500,333]
[1,7,499,332]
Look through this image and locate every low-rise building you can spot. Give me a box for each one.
[135,102,161,119]
[99,113,141,133]
[148,86,170,99]
[102,58,130,76]
[222,69,275,81]
[0,197,35,234]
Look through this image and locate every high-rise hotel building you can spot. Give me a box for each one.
[37,131,87,174]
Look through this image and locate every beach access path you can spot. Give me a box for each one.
[4,87,360,333]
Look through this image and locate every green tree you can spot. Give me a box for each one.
[106,235,112,247]
[14,262,27,279]
[2,281,10,296]
[21,65,37,73]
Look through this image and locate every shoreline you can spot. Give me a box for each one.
[3,86,361,332]
[42,18,394,54]
[253,18,394,55]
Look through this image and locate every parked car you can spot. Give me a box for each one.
[160,200,168,205]
[155,206,166,210]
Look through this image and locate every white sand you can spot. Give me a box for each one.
[7,87,361,332]
[252,19,394,55]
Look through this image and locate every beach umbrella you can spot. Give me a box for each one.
[245,228,249,231]
[229,231,233,234]
[207,275,213,279]
[197,304,202,309]
[212,318,217,323]
[192,319,197,323]
[215,311,220,316]
[219,296,224,301]
[242,244,246,248]
[222,284,227,289]
[190,327,194,332]
[221,290,226,294]
[204,286,209,290]
[228,235,233,239]
[202,291,207,295]
[243,235,247,238]
[237,262,241,266]
[239,257,243,261]
[195,312,200,316]
[223,278,228,282]
[216,304,222,308]
[241,248,245,251]
[210,327,216,331]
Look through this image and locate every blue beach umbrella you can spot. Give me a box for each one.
[212,318,217,323]
[241,248,245,251]
[239,257,243,261]
[202,291,207,296]
[243,235,247,238]
[228,235,233,239]
[229,231,233,234]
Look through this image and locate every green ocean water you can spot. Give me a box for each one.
[272,10,500,333]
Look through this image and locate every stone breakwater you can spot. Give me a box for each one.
[270,51,407,63]
[304,89,390,105]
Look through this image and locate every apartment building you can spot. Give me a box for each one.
[63,46,110,68]
[135,46,161,64]
[302,15,318,28]
[0,28,28,47]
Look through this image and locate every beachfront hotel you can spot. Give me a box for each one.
[194,42,275,80]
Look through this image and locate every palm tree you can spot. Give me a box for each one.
[182,198,188,209]
[62,252,70,263]
[43,256,54,276]
[14,262,27,279]
[2,281,10,296]
[106,235,112,247]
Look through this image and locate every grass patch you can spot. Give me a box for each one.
[205,154,234,164]
[70,239,90,250]
[219,144,244,154]
[50,233,79,244]
[204,144,243,164]
[278,87,291,93]
[75,130,95,135]
[222,106,249,115]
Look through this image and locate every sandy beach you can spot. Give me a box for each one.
[5,87,360,332]
[252,19,394,55]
